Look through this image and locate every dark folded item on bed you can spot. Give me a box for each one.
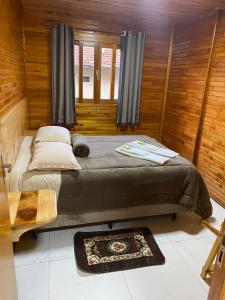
[71,134,90,157]
[58,135,212,219]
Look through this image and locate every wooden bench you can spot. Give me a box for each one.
[8,189,57,242]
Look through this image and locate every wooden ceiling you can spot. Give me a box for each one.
[21,0,225,28]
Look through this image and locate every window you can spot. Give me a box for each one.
[83,45,95,99]
[74,44,79,99]
[74,41,120,102]
[114,49,121,100]
[100,48,113,100]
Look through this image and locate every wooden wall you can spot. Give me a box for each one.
[23,8,170,138]
[162,13,225,207]
[162,16,215,161]
[0,0,26,117]
[197,13,225,207]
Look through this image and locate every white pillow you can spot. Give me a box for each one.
[35,126,71,145]
[29,142,81,171]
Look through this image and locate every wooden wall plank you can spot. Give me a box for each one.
[23,9,170,138]
[162,13,225,207]
[0,0,26,117]
[162,16,215,161]
[159,25,175,141]
[197,13,225,207]
[21,0,225,27]
[192,10,221,164]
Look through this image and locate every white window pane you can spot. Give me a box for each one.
[74,45,79,99]
[114,49,121,100]
[83,46,94,99]
[100,48,112,100]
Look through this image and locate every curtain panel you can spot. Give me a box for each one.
[117,31,145,126]
[51,24,76,127]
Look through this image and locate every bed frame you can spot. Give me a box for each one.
[34,203,187,235]
[33,212,179,238]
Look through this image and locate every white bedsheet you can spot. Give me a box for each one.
[10,136,61,198]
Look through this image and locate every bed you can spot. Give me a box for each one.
[10,134,212,230]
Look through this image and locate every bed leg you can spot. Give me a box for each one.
[108,222,113,230]
[172,213,177,221]
[31,230,38,240]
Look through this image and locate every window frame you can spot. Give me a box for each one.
[74,40,120,104]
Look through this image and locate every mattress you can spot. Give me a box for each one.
[59,135,212,219]
[10,135,212,221]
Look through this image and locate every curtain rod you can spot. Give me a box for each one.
[73,26,120,35]
[52,24,147,36]
[51,23,121,35]
[71,26,148,35]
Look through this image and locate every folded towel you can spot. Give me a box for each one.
[116,145,170,165]
[71,134,90,158]
[127,140,179,158]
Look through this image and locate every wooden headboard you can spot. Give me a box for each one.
[0,99,28,187]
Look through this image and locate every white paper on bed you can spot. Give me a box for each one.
[127,140,179,158]
[116,145,170,165]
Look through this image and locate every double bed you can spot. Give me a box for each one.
[10,134,212,230]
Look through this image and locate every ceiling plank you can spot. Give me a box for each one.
[21,0,225,28]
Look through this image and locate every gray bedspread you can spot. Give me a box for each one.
[58,135,212,219]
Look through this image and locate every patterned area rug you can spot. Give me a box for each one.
[74,227,165,273]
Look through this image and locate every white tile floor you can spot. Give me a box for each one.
[15,200,225,300]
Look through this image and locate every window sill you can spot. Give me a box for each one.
[76,101,117,106]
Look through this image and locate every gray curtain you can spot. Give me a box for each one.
[51,24,76,126]
[117,31,145,126]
